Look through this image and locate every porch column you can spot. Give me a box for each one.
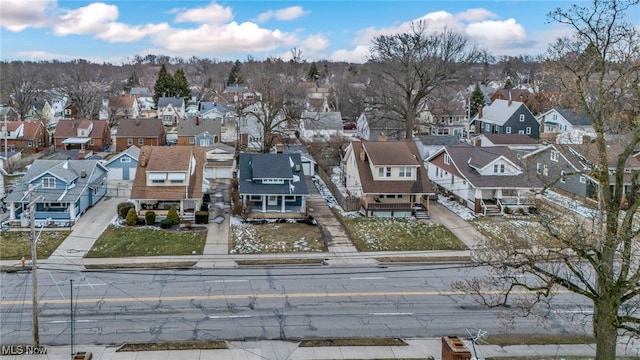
[281,195,286,212]
[262,196,266,212]
[9,202,16,220]
[69,202,77,221]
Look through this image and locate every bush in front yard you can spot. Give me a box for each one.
[160,219,171,229]
[145,211,156,225]
[166,206,180,225]
[125,208,138,226]
[118,202,133,219]
[195,210,208,224]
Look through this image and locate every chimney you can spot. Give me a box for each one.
[136,118,140,126]
[139,151,147,167]
[508,91,512,106]
[478,106,483,119]
[377,132,387,142]
[275,143,284,153]
[359,147,366,161]
[195,116,199,126]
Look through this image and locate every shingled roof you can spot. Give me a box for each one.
[117,119,164,137]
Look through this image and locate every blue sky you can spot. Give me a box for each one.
[1,0,634,63]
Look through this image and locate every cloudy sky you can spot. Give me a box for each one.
[0,0,631,63]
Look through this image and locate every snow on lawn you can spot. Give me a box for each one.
[437,195,477,221]
[230,217,324,254]
[543,190,598,219]
[313,170,360,218]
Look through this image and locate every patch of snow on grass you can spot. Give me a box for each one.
[437,195,477,221]
[543,190,598,219]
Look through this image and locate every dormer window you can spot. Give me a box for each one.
[550,150,559,162]
[444,154,450,164]
[378,167,391,178]
[519,114,525,122]
[399,167,412,178]
[42,177,56,189]
[262,178,284,184]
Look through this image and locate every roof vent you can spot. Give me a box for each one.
[80,169,86,178]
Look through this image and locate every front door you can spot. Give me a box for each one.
[267,195,278,206]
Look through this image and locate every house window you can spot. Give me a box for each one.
[518,130,525,134]
[505,127,511,134]
[189,137,195,144]
[90,139,94,145]
[127,138,133,146]
[560,170,567,183]
[435,168,439,176]
[444,154,450,164]
[485,123,491,131]
[285,195,296,202]
[378,167,391,178]
[27,140,33,147]
[553,114,558,120]
[536,163,542,175]
[519,114,525,122]
[399,166,412,178]
[42,177,56,188]
[451,175,454,185]
[543,165,549,176]
[250,195,262,201]
[164,115,171,121]
[120,157,131,163]
[493,164,504,174]
[526,127,532,134]
[138,138,144,145]
[580,176,587,184]
[550,150,558,162]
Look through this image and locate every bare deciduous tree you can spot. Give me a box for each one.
[0,61,46,120]
[59,60,113,119]
[453,2,640,359]
[367,21,483,139]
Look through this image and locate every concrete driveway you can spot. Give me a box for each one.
[47,196,128,267]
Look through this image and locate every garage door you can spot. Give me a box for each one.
[215,168,232,179]
[109,167,123,180]
[127,167,137,180]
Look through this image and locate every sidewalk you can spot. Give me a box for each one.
[3,337,639,359]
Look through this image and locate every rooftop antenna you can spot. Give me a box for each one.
[466,328,488,360]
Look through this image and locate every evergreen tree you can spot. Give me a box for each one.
[307,62,319,82]
[124,70,140,92]
[173,67,191,101]
[503,78,514,89]
[469,83,485,118]
[227,60,243,85]
[153,64,174,107]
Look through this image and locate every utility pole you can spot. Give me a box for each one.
[70,279,75,356]
[28,188,40,347]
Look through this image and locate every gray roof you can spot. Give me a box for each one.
[437,146,540,188]
[177,117,222,136]
[130,87,152,96]
[6,159,106,203]
[474,99,527,126]
[301,111,343,131]
[238,152,308,196]
[158,97,184,108]
[556,108,592,126]
[417,135,463,146]
[200,102,231,114]
[105,145,140,166]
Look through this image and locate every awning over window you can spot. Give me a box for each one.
[148,173,166,181]
[167,173,186,181]
[61,137,92,144]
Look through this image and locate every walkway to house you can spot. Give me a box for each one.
[196,179,236,268]
[426,201,483,250]
[47,196,128,270]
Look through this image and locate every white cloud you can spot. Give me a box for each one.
[0,0,55,31]
[54,3,118,36]
[456,8,497,22]
[329,45,371,63]
[14,50,73,61]
[465,18,527,42]
[257,6,309,23]
[97,23,169,43]
[301,34,330,51]
[174,2,233,24]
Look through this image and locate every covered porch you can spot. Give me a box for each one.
[360,194,430,218]
[241,194,307,218]
[7,200,80,227]
[135,198,201,221]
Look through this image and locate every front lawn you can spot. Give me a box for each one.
[0,230,70,260]
[85,225,207,258]
[231,221,325,254]
[342,217,467,251]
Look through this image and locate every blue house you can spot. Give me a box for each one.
[4,160,108,227]
[238,152,309,219]
[104,145,140,181]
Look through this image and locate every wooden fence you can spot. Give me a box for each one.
[316,166,360,212]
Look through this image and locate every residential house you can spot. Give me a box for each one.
[356,108,406,141]
[470,99,540,139]
[427,100,468,137]
[299,111,343,141]
[537,108,594,144]
[426,146,541,215]
[342,140,433,218]
[0,120,49,154]
[490,89,552,115]
[237,152,309,218]
[0,106,20,122]
[415,135,467,160]
[471,133,541,159]
[237,103,286,150]
[522,142,640,206]
[130,146,205,220]
[108,95,139,124]
[54,119,111,153]
[157,97,186,126]
[177,116,222,146]
[203,142,235,180]
[104,145,140,181]
[63,102,79,120]
[132,88,156,119]
[130,87,152,97]
[24,99,53,124]
[4,159,108,227]
[44,89,69,121]
[284,143,317,177]
[115,119,166,152]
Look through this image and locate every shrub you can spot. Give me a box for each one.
[125,208,138,226]
[200,204,209,211]
[160,219,171,229]
[528,206,539,215]
[136,217,146,225]
[118,202,133,219]
[503,206,513,215]
[515,207,526,216]
[145,211,156,225]
[166,206,180,225]
[195,210,209,224]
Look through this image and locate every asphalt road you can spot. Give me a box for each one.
[0,265,594,346]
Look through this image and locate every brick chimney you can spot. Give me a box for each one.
[477,106,483,119]
[195,116,199,126]
[377,132,387,142]
[508,91,512,106]
[359,147,366,161]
